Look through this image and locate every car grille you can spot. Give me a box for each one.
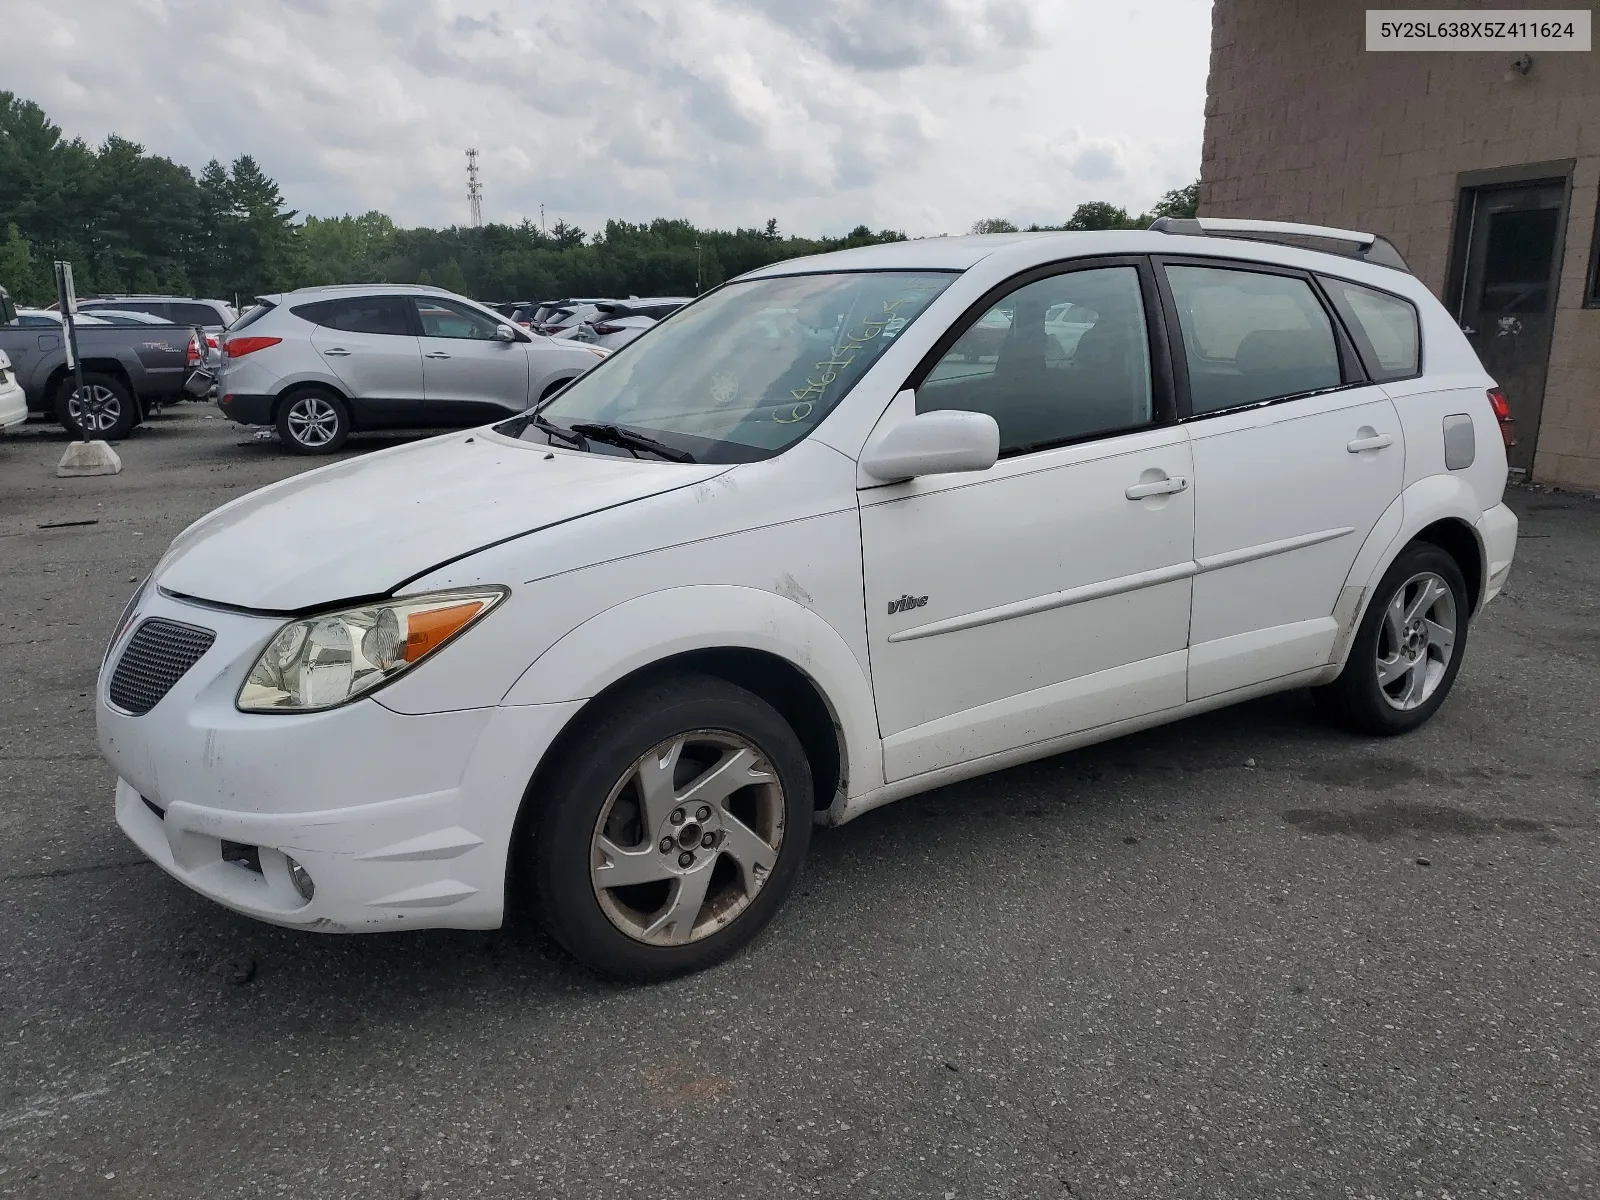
[108,618,216,715]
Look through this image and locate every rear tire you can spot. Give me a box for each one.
[523,674,814,982]
[54,372,137,441]
[275,387,350,454]
[1313,543,1470,736]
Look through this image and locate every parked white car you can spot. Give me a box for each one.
[214,284,609,453]
[0,349,26,431]
[99,220,1518,980]
[553,298,693,351]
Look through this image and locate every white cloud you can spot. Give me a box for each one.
[6,0,1210,236]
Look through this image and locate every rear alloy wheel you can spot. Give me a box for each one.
[275,389,350,454]
[55,373,137,441]
[1314,543,1470,735]
[527,675,813,980]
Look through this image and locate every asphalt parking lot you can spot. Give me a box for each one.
[0,407,1596,1199]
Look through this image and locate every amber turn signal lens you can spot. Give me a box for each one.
[403,601,486,663]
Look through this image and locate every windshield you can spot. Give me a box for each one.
[529,270,953,462]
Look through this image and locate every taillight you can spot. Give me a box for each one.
[206,333,219,348]
[185,335,201,365]
[592,323,625,335]
[1487,388,1515,448]
[225,336,282,359]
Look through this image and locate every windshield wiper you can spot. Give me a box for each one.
[527,411,587,449]
[567,422,696,463]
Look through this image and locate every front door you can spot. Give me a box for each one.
[1159,260,1405,700]
[859,260,1195,782]
[412,297,531,423]
[1452,179,1567,473]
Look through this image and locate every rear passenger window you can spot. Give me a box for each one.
[1164,265,1342,414]
[1319,276,1420,381]
[918,266,1154,454]
[317,297,413,336]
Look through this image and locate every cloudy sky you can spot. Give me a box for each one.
[9,0,1211,237]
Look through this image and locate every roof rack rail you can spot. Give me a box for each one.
[1148,216,1410,272]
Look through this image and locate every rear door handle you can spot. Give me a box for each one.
[1347,433,1394,453]
[322,347,351,357]
[1126,476,1189,500]
[423,351,452,360]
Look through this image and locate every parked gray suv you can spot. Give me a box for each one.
[215,284,611,453]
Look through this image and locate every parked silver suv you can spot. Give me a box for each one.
[216,284,611,453]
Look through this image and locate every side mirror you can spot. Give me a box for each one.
[0,287,15,327]
[494,323,517,342]
[859,408,1000,482]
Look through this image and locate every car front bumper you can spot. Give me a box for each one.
[99,589,582,932]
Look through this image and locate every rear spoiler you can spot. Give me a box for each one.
[1149,216,1411,272]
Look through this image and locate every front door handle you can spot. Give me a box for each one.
[1347,433,1395,453]
[322,347,351,357]
[1126,476,1189,500]
[423,351,452,360]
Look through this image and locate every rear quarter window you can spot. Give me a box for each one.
[1319,276,1421,381]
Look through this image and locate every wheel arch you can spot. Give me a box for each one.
[1337,476,1491,668]
[1411,518,1483,615]
[501,584,884,815]
[538,372,580,401]
[45,359,137,403]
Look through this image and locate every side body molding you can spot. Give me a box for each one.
[500,584,886,805]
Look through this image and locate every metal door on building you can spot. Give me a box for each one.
[1450,177,1569,473]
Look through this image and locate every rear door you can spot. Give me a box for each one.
[305,295,424,425]
[1158,258,1404,700]
[412,297,531,422]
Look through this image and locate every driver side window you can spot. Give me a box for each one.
[918,266,1154,455]
[414,297,502,340]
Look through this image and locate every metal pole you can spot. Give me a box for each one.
[54,261,89,442]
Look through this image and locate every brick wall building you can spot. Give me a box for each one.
[1200,0,1600,489]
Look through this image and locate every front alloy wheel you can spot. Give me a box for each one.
[591,730,786,946]
[526,674,813,980]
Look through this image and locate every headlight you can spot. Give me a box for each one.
[237,587,507,713]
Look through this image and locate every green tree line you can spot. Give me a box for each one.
[1,91,1197,310]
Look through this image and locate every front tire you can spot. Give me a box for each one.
[524,674,814,981]
[1314,543,1470,736]
[275,388,350,454]
[55,372,137,440]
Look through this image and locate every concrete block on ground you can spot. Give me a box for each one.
[56,440,122,477]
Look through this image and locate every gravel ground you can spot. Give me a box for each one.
[0,408,1596,1199]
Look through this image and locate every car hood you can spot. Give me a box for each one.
[157,430,728,611]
